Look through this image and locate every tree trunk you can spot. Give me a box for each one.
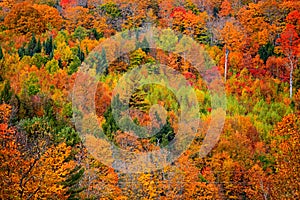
[289,58,294,98]
[224,48,229,82]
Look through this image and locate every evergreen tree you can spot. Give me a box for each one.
[18,46,25,58]
[0,46,3,60]
[73,26,87,42]
[140,37,150,53]
[258,42,275,63]
[96,48,108,74]
[49,51,54,60]
[150,118,175,147]
[63,166,85,200]
[68,56,81,75]
[90,28,103,40]
[44,36,53,56]
[77,46,85,62]
[58,58,63,69]
[0,81,12,103]
[102,106,119,141]
[34,39,42,54]
[28,33,37,56]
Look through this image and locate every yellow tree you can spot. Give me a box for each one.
[0,104,77,199]
[270,114,300,199]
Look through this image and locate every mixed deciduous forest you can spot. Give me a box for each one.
[0,0,300,199]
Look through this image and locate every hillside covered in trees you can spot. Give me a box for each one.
[0,0,300,199]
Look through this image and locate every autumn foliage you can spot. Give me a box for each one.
[0,0,300,199]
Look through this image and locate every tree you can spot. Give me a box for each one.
[137,37,150,53]
[32,4,63,31]
[156,28,178,52]
[224,48,229,82]
[44,36,54,56]
[219,0,232,17]
[0,104,79,199]
[68,56,81,75]
[60,0,77,9]
[96,48,108,74]
[90,28,103,40]
[220,21,245,76]
[0,81,12,103]
[45,59,59,74]
[276,24,300,98]
[0,46,3,60]
[238,2,276,55]
[102,106,119,142]
[73,26,88,42]
[63,6,94,31]
[34,39,42,54]
[28,33,37,56]
[171,8,209,43]
[270,114,300,199]
[18,45,26,58]
[4,2,45,34]
[150,118,175,147]
[258,42,275,64]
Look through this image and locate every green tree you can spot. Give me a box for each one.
[18,45,26,58]
[28,33,37,56]
[45,59,59,74]
[102,106,119,142]
[44,36,53,56]
[34,39,42,54]
[68,56,81,75]
[258,42,275,63]
[0,46,3,60]
[137,37,150,53]
[90,28,103,40]
[156,28,178,52]
[77,46,85,62]
[96,48,108,74]
[150,118,175,147]
[0,81,12,103]
[73,26,88,42]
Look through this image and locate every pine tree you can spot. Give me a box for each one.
[96,48,108,74]
[49,51,54,60]
[73,26,87,42]
[90,28,103,40]
[0,81,12,103]
[150,118,175,147]
[18,46,25,58]
[58,58,63,69]
[140,37,150,53]
[258,42,275,64]
[44,36,53,56]
[63,166,85,200]
[28,33,37,56]
[68,56,81,75]
[77,46,85,62]
[102,106,118,141]
[0,46,3,60]
[34,39,42,54]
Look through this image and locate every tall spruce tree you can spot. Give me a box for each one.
[28,33,37,56]
[34,39,42,54]
[96,48,108,74]
[0,46,3,60]
[0,81,12,103]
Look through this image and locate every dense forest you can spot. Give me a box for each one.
[0,0,300,199]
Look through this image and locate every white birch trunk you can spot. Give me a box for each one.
[225,48,229,82]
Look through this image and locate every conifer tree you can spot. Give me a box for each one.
[0,46,3,60]
[28,33,37,56]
